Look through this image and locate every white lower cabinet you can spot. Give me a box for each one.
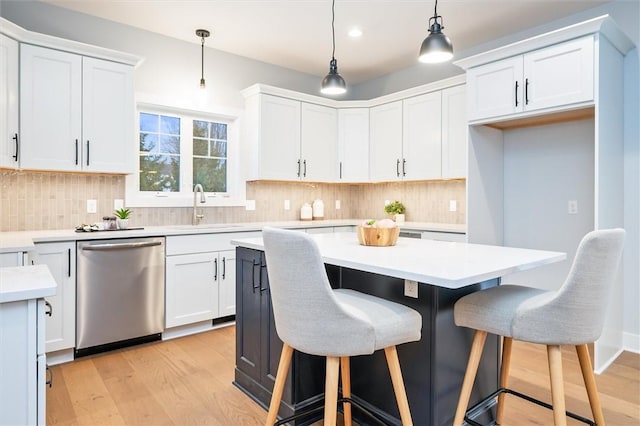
[32,242,76,353]
[0,251,28,267]
[0,298,46,425]
[165,232,259,328]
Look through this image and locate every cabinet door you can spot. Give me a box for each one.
[165,252,219,328]
[258,95,301,180]
[0,251,25,267]
[82,57,134,173]
[218,249,236,317]
[403,92,442,180]
[33,242,76,353]
[467,56,523,121]
[441,85,467,178]
[0,34,19,169]
[369,101,403,181]
[235,248,262,380]
[338,108,369,182]
[523,36,594,111]
[20,44,82,171]
[301,102,337,181]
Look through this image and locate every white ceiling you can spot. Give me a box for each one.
[42,0,611,84]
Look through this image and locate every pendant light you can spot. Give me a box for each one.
[321,0,347,95]
[418,0,453,63]
[196,29,210,88]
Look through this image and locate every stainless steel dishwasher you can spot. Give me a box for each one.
[76,236,165,356]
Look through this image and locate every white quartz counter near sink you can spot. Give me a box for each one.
[0,264,57,303]
[0,220,465,253]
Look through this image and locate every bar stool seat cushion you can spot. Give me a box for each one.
[334,289,422,353]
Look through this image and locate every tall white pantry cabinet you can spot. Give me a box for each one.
[455,15,634,372]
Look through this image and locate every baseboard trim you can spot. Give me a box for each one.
[623,332,640,353]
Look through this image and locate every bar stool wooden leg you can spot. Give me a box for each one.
[453,330,488,426]
[496,336,513,424]
[340,356,352,426]
[324,356,340,426]
[384,346,413,426]
[266,344,294,426]
[576,344,605,425]
[547,345,567,426]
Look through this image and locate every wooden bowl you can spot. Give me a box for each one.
[356,226,400,246]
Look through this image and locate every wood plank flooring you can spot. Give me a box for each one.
[47,325,640,425]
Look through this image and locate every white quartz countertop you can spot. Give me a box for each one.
[0,264,57,303]
[231,232,566,289]
[0,220,465,253]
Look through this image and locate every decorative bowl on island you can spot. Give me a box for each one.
[356,219,400,246]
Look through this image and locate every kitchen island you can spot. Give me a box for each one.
[232,232,565,425]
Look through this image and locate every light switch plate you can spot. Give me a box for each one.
[284,200,290,210]
[114,199,124,210]
[449,200,457,212]
[245,200,256,211]
[87,199,97,214]
[335,200,341,210]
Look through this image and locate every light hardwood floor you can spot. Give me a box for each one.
[47,325,640,425]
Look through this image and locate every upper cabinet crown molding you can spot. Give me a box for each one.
[454,15,633,71]
[0,17,143,67]
[241,74,466,108]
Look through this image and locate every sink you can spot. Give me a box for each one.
[169,224,244,230]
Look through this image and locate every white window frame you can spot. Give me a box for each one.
[125,102,246,207]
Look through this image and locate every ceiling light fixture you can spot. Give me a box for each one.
[418,0,453,64]
[196,28,210,88]
[321,0,346,95]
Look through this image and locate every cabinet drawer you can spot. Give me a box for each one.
[166,231,260,255]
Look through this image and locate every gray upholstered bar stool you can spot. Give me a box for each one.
[262,227,422,426]
[452,229,625,426]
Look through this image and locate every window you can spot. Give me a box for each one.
[126,104,242,207]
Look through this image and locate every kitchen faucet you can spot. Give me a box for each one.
[193,183,206,225]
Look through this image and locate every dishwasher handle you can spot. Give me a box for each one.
[81,241,162,251]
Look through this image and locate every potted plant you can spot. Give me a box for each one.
[114,208,132,230]
[384,201,406,224]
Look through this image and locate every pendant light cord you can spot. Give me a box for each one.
[201,36,205,81]
[433,0,438,18]
[331,0,336,60]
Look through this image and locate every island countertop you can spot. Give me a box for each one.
[232,231,566,289]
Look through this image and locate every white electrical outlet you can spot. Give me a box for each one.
[384,199,391,206]
[335,200,341,210]
[114,199,124,210]
[568,200,578,214]
[404,280,418,298]
[284,200,290,210]
[245,200,256,211]
[449,200,457,212]
[86,199,97,214]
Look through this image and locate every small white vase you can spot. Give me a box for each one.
[394,214,405,224]
[116,218,129,230]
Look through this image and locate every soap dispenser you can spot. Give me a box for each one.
[312,199,324,220]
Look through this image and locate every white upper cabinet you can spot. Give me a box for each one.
[301,102,338,181]
[0,34,19,169]
[441,85,467,178]
[369,101,403,181]
[245,93,339,182]
[338,108,369,182]
[467,36,594,122]
[255,94,301,180]
[402,92,442,180]
[82,57,134,173]
[19,44,134,173]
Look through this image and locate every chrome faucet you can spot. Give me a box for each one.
[193,183,206,225]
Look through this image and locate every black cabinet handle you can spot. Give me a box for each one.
[86,140,90,166]
[46,365,53,388]
[67,248,71,277]
[75,139,79,165]
[222,257,226,280]
[339,161,342,179]
[260,262,268,292]
[515,81,519,107]
[396,159,400,177]
[214,257,218,281]
[525,78,529,105]
[12,133,18,161]
[45,300,52,317]
[303,160,307,177]
[402,159,407,177]
[252,260,260,292]
[297,159,301,177]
